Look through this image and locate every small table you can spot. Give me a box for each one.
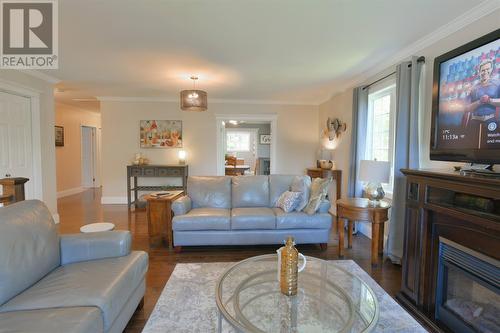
[216,254,379,332]
[145,190,184,248]
[80,222,115,233]
[336,198,391,267]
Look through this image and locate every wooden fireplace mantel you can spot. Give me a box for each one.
[397,169,500,332]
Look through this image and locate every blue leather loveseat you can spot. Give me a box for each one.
[172,175,332,247]
[0,200,148,333]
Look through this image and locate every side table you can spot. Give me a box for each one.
[145,190,184,248]
[336,198,391,267]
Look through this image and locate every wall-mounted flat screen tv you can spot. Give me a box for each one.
[431,29,500,164]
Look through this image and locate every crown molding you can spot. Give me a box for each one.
[97,96,318,106]
[19,70,61,84]
[318,0,500,105]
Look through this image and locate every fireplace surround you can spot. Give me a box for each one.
[435,238,499,333]
[397,169,500,332]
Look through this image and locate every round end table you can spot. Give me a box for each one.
[80,222,115,233]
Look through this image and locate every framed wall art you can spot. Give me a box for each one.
[260,134,271,145]
[140,120,183,148]
[55,126,64,147]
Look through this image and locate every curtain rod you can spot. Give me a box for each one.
[362,56,425,90]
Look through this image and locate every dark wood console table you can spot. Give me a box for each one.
[126,165,188,208]
[397,169,500,332]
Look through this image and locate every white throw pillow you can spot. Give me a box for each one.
[303,178,331,215]
[276,191,302,213]
[291,176,311,212]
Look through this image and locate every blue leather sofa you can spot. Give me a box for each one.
[0,200,149,333]
[172,175,332,247]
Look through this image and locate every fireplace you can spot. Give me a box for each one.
[435,237,500,333]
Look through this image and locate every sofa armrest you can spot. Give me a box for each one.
[60,231,131,265]
[317,199,331,214]
[172,196,192,216]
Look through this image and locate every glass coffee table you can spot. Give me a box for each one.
[216,254,379,333]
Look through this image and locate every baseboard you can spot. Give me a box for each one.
[101,196,128,205]
[52,213,60,224]
[57,187,84,198]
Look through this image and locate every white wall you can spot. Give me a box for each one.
[100,100,318,202]
[55,103,101,196]
[0,70,57,217]
[319,11,499,237]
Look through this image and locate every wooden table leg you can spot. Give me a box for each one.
[167,203,174,249]
[371,223,380,267]
[338,216,345,258]
[347,220,353,249]
[378,222,385,256]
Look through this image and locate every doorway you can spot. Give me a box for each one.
[216,114,277,176]
[0,91,35,198]
[81,126,99,188]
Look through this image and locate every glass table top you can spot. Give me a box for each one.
[216,254,379,333]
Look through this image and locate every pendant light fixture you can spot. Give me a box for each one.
[180,76,207,111]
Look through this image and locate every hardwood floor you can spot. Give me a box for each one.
[57,188,402,333]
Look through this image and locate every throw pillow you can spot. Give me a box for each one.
[291,176,311,212]
[276,191,302,213]
[303,178,331,215]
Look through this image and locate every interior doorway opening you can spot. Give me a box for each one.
[81,125,101,188]
[216,114,277,176]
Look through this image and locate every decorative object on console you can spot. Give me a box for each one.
[359,159,390,205]
[140,120,182,148]
[132,152,149,165]
[260,134,271,144]
[178,150,187,165]
[55,125,64,147]
[180,76,208,111]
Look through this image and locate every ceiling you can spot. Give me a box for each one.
[47,0,491,111]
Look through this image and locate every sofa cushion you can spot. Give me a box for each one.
[172,208,230,231]
[0,251,148,332]
[187,176,232,209]
[0,200,60,305]
[0,307,103,333]
[231,207,276,230]
[291,175,312,211]
[273,208,332,229]
[269,175,295,207]
[232,175,269,207]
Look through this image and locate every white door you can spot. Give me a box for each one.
[81,126,96,188]
[0,91,34,198]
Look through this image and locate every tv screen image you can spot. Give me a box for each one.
[436,37,500,152]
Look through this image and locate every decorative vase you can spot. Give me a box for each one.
[277,237,307,296]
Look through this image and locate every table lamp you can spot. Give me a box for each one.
[359,160,390,205]
[178,150,187,165]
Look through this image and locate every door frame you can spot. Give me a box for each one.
[0,78,43,201]
[81,125,99,188]
[215,113,277,176]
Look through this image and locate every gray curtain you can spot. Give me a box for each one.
[387,56,423,264]
[348,87,369,197]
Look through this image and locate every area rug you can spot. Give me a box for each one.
[142,260,425,332]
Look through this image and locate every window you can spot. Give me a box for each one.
[366,82,396,193]
[226,131,251,152]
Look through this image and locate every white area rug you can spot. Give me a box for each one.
[142,260,426,332]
